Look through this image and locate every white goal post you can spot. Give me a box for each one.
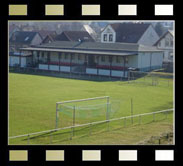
[55,96,110,129]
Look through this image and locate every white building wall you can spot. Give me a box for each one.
[9,56,20,66]
[20,57,26,67]
[86,68,97,75]
[138,25,160,46]
[156,32,173,62]
[111,70,123,77]
[60,66,70,72]
[127,55,138,68]
[99,69,110,76]
[39,64,48,70]
[138,52,163,71]
[151,52,163,67]
[142,53,151,68]
[157,33,173,49]
[50,65,59,71]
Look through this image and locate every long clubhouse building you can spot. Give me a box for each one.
[10,41,164,78]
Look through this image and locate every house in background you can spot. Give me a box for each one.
[55,31,95,42]
[154,30,174,63]
[9,31,43,52]
[101,23,160,46]
[9,31,43,67]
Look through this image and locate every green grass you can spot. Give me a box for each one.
[9,72,173,145]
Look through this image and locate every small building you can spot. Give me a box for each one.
[154,30,174,63]
[101,23,160,46]
[9,31,43,52]
[17,41,164,77]
[9,52,32,67]
[55,31,95,42]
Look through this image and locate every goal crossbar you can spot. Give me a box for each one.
[56,96,109,105]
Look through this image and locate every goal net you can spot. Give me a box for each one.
[128,71,173,86]
[55,96,119,129]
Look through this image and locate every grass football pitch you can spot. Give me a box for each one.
[9,72,174,145]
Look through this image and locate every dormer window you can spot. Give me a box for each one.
[109,34,113,42]
[103,34,107,41]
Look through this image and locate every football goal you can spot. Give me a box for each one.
[55,96,112,129]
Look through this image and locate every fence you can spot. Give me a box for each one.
[121,71,174,87]
[10,67,174,85]
[9,108,173,145]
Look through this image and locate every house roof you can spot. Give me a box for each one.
[106,23,151,43]
[9,31,41,44]
[168,30,174,36]
[153,30,174,46]
[41,33,58,43]
[33,30,57,40]
[20,41,163,57]
[21,47,138,57]
[55,31,95,42]
[33,41,161,52]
